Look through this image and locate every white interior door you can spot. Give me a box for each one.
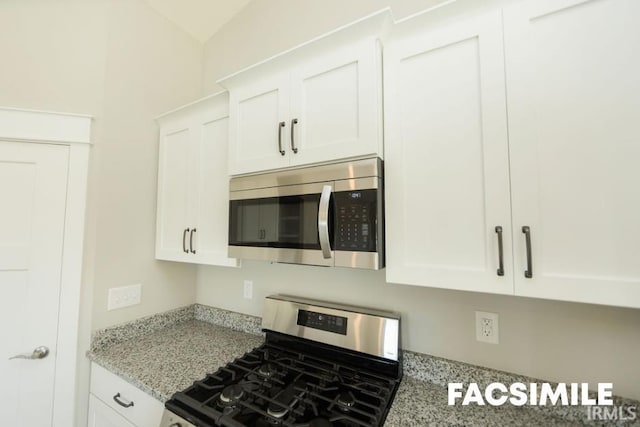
[505,0,640,307]
[384,11,513,294]
[0,141,69,426]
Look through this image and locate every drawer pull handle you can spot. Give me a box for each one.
[189,228,196,254]
[290,118,299,153]
[113,393,134,408]
[495,226,504,277]
[522,225,533,278]
[182,228,189,253]
[277,121,286,156]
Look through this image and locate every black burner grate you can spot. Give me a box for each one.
[166,339,401,427]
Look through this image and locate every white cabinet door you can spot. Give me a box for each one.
[289,40,382,166]
[155,121,192,261]
[385,11,514,294]
[228,74,291,175]
[505,0,640,307]
[90,363,163,427]
[192,113,238,267]
[156,94,238,267]
[88,395,135,427]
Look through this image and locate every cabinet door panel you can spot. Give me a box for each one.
[155,124,191,261]
[385,11,513,294]
[505,0,640,307]
[290,41,382,165]
[87,395,135,427]
[229,75,290,174]
[194,115,238,267]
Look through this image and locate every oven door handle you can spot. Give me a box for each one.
[318,185,333,259]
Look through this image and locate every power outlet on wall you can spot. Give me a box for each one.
[243,280,253,299]
[475,311,499,344]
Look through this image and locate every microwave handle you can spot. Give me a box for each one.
[318,185,333,259]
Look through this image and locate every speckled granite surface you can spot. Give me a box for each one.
[194,303,262,335]
[385,376,581,426]
[401,350,640,426]
[90,305,195,352]
[88,306,640,426]
[88,320,263,402]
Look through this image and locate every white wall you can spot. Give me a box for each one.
[0,0,203,424]
[0,0,201,329]
[199,0,640,401]
[88,0,202,330]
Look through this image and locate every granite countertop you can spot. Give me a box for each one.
[386,377,582,426]
[88,305,639,427]
[88,319,263,401]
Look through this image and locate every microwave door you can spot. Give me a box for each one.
[228,182,334,266]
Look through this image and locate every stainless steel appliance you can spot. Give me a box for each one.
[160,295,402,427]
[228,158,384,269]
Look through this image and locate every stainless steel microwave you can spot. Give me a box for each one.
[228,158,384,269]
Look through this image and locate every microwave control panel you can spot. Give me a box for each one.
[334,190,377,252]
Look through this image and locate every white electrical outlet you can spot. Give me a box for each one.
[475,311,499,344]
[243,280,253,299]
[107,284,142,311]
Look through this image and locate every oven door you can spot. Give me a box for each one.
[228,182,335,266]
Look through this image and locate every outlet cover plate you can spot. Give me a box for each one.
[243,280,253,299]
[475,311,499,344]
[108,284,142,311]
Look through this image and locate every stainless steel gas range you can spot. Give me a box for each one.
[160,295,402,427]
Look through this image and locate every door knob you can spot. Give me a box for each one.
[9,346,49,360]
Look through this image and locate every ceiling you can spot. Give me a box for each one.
[144,0,252,43]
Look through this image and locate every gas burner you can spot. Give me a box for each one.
[258,362,280,378]
[219,384,244,405]
[336,391,356,409]
[266,404,288,419]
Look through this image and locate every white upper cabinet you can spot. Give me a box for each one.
[156,118,192,261]
[219,10,390,176]
[155,92,238,267]
[384,10,514,295]
[228,73,291,173]
[385,0,640,308]
[504,0,640,307]
[289,40,382,166]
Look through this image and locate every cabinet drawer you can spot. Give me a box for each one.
[88,394,136,427]
[90,363,163,427]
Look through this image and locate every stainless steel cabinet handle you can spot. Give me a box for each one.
[290,118,298,153]
[495,226,504,277]
[278,121,286,156]
[9,346,49,360]
[318,185,332,259]
[113,393,134,408]
[522,226,533,278]
[182,228,189,253]
[190,228,196,254]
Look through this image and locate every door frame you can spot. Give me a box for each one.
[0,106,92,427]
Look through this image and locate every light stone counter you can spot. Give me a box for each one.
[88,305,640,426]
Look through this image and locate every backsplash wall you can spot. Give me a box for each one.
[197,261,640,400]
